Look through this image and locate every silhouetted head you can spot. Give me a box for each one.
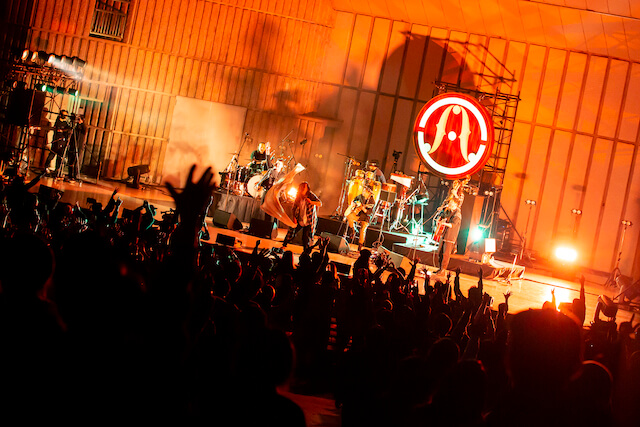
[0,232,54,297]
[507,309,582,392]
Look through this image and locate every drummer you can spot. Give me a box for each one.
[249,142,272,174]
[366,159,386,184]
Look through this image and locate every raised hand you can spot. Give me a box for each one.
[166,165,216,226]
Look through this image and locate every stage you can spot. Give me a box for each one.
[22,174,637,326]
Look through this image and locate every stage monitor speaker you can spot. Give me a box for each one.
[386,250,413,273]
[215,233,236,246]
[6,88,46,126]
[213,210,242,231]
[248,217,277,239]
[331,261,352,276]
[320,232,350,255]
[37,184,63,202]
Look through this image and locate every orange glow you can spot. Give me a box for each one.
[287,186,298,199]
[555,246,578,263]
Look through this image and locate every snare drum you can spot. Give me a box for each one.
[365,171,375,181]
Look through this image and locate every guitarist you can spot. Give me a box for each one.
[344,185,376,252]
[44,110,72,177]
[436,176,469,275]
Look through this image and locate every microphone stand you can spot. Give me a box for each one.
[280,129,296,170]
[225,132,251,210]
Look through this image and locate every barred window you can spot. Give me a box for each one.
[90,0,131,42]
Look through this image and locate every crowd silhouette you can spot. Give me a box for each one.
[0,165,639,426]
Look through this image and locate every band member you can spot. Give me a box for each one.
[249,142,272,173]
[257,158,285,195]
[282,182,322,250]
[44,110,72,177]
[436,176,469,274]
[344,185,376,251]
[66,114,87,182]
[366,159,386,183]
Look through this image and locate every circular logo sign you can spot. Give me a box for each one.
[413,93,494,180]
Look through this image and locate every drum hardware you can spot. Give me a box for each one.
[390,187,418,233]
[407,192,429,235]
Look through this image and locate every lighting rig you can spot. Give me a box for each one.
[1,48,86,175]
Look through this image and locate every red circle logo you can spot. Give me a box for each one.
[413,93,494,179]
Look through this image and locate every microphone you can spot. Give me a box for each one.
[300,139,307,145]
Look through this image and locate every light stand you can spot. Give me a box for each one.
[503,199,536,285]
[606,220,632,289]
[518,199,536,265]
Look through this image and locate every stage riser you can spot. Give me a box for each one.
[209,191,267,223]
[316,216,408,251]
[392,244,500,278]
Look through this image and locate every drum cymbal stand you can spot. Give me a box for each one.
[224,132,251,209]
[390,187,418,233]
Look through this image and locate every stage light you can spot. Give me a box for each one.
[555,246,578,263]
[71,57,87,74]
[287,186,298,200]
[67,88,78,96]
[21,49,30,61]
[39,84,53,93]
[471,226,486,242]
[48,54,62,65]
[60,56,73,71]
[526,199,537,205]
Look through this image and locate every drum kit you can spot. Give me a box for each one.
[219,151,291,199]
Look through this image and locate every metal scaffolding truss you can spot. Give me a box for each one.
[414,83,520,242]
[432,81,520,187]
[1,60,81,174]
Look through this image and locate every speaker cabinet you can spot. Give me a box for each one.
[213,210,242,231]
[320,232,350,255]
[37,184,63,201]
[215,233,236,246]
[457,194,486,255]
[248,217,277,239]
[6,89,46,126]
[385,250,413,273]
[332,261,352,276]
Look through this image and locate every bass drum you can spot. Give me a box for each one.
[247,172,267,198]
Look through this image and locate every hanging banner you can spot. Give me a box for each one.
[413,92,494,180]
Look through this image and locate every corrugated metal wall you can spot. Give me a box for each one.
[318,11,640,278]
[18,0,335,184]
